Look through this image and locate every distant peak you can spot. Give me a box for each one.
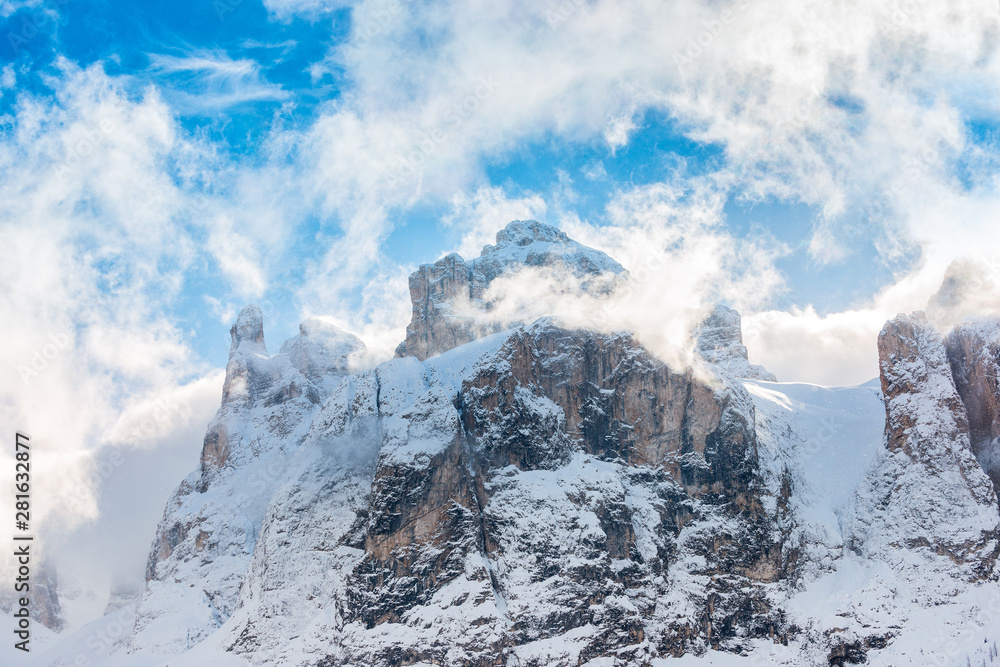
[397,220,626,360]
[700,304,742,334]
[475,220,626,276]
[493,220,570,248]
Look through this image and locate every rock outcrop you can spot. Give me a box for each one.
[696,305,777,381]
[395,220,626,360]
[847,312,999,570]
[220,319,788,666]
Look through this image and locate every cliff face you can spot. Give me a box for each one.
[220,320,788,666]
[395,220,626,361]
[847,312,998,570]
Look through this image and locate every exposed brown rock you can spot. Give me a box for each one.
[344,322,787,664]
[462,325,759,506]
[878,311,973,463]
[200,425,230,470]
[857,311,1000,571]
[32,563,65,633]
[396,253,481,361]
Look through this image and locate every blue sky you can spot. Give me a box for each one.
[3,0,1000,591]
[1,0,943,369]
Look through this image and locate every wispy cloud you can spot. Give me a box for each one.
[261,0,353,20]
[148,50,289,113]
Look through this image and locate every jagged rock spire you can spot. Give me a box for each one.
[695,304,777,381]
[222,305,271,407]
[229,304,266,357]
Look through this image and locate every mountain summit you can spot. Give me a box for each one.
[395,220,626,360]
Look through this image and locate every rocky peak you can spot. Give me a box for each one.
[118,252,1000,665]
[847,311,999,569]
[396,220,626,361]
[222,305,273,407]
[495,218,569,246]
[138,306,369,652]
[472,219,626,287]
[695,304,777,381]
[291,320,784,664]
[229,304,266,356]
[877,311,971,461]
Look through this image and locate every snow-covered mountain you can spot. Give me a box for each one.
[395,219,627,360]
[29,221,1000,667]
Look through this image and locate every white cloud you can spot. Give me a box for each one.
[0,63,196,542]
[0,61,299,587]
[50,372,225,596]
[0,0,44,17]
[279,0,1000,387]
[604,111,637,152]
[744,307,886,387]
[0,63,14,89]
